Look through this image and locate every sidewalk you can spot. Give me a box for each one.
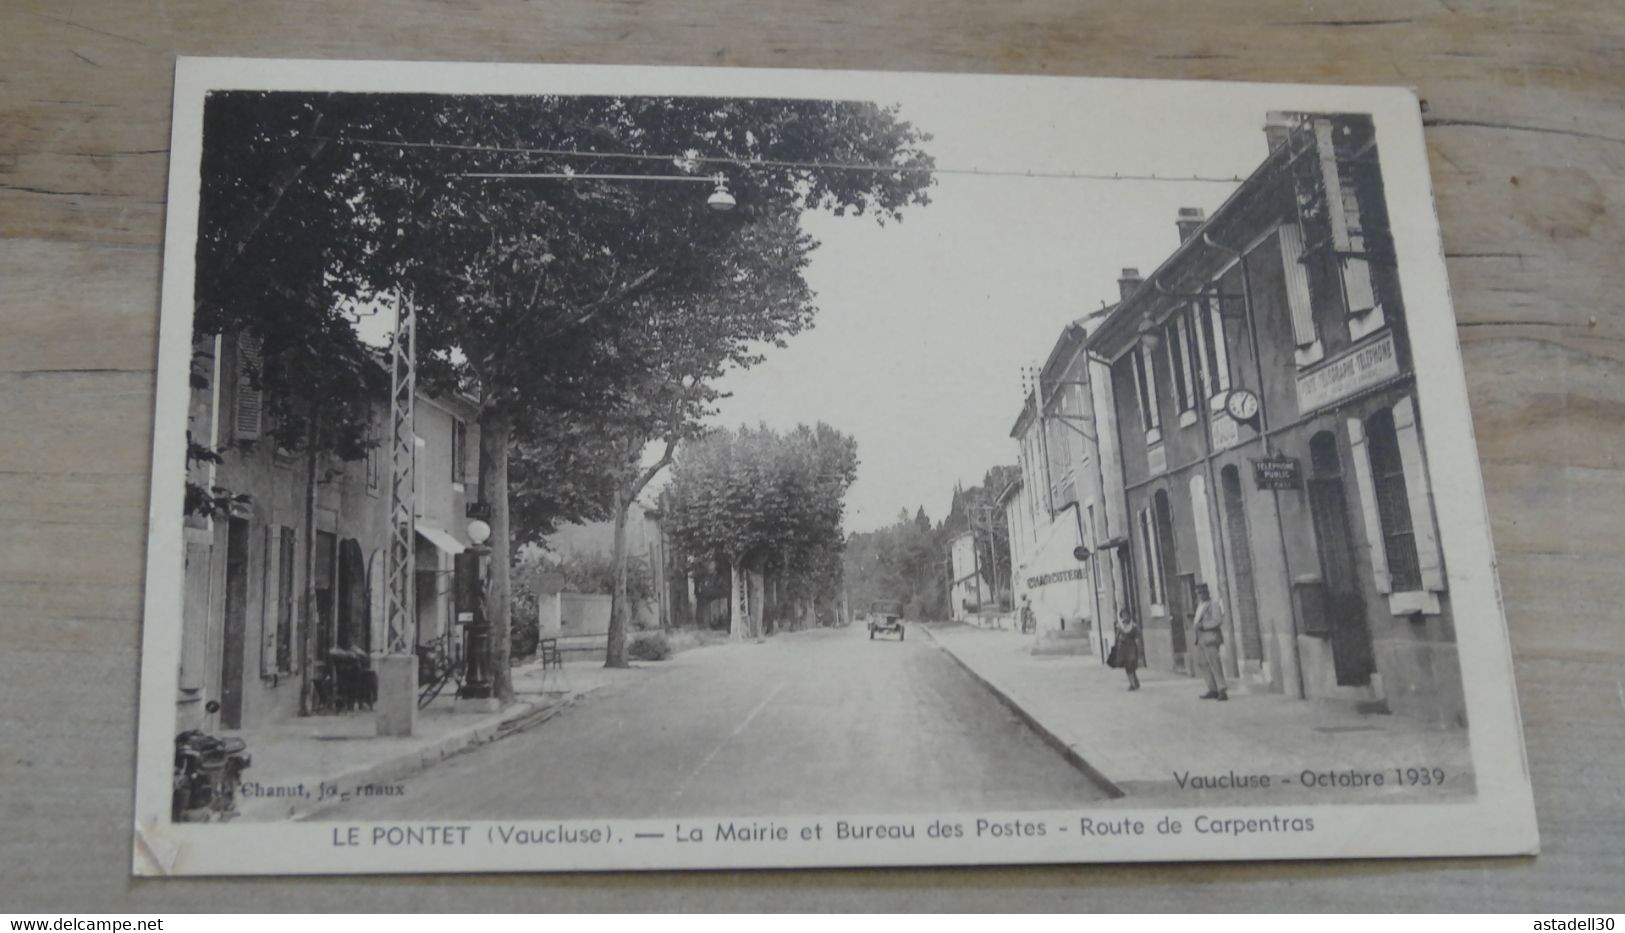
[229,659,636,821]
[922,622,1475,807]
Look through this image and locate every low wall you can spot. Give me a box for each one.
[538,591,658,637]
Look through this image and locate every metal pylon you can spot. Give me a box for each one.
[384,292,416,654]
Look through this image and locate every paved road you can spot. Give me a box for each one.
[320,623,1109,820]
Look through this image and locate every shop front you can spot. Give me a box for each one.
[1017,503,1101,658]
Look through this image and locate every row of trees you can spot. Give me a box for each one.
[842,464,1018,620]
[660,423,858,638]
[191,90,934,701]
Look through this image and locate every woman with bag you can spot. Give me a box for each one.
[1112,607,1143,691]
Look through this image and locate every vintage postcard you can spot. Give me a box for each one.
[134,57,1537,875]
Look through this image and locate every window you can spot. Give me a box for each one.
[1313,118,1385,340]
[1192,298,1232,407]
[1366,409,1421,593]
[1169,314,1196,419]
[451,419,468,485]
[1138,506,1166,610]
[1348,396,1446,614]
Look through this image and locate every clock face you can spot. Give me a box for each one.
[1226,389,1260,421]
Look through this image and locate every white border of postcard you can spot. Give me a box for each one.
[134,57,1537,876]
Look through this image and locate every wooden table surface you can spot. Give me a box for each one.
[2,0,1621,912]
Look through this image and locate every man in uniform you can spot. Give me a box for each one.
[1193,583,1228,701]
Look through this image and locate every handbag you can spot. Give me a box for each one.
[1106,641,1121,668]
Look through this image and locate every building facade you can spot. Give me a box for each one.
[946,530,984,621]
[1007,318,1129,660]
[1086,112,1463,727]
[178,333,481,733]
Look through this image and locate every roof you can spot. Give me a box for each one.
[994,478,1023,506]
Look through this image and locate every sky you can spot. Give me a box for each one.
[694,81,1281,533]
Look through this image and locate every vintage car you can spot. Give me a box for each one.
[867,599,905,641]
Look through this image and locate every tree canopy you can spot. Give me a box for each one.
[660,423,859,637]
[193,89,934,693]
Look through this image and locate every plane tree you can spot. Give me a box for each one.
[190,90,933,700]
[660,423,857,638]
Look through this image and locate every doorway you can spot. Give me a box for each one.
[219,517,250,729]
[338,538,368,653]
[1152,489,1186,668]
[1306,431,1375,685]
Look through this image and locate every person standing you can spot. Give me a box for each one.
[1193,584,1228,701]
[1113,608,1143,691]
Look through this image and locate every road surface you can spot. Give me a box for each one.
[320,622,1109,820]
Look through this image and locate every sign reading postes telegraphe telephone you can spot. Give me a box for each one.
[1252,456,1301,489]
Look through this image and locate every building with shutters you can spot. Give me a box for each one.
[1005,310,1128,660]
[177,333,482,733]
[1084,111,1464,727]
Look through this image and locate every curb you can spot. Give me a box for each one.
[250,690,592,823]
[919,624,1126,799]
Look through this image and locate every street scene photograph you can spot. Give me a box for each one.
[136,63,1533,873]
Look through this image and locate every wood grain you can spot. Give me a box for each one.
[1,0,1621,911]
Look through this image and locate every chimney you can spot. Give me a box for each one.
[1118,267,1143,301]
[1263,110,1295,153]
[1176,207,1206,242]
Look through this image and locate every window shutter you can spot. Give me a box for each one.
[1190,302,1214,399]
[1207,300,1232,393]
[1139,346,1161,429]
[1277,224,1318,348]
[260,524,280,677]
[280,527,297,674]
[1137,509,1157,607]
[1346,417,1392,594]
[1343,257,1379,316]
[1315,120,1351,253]
[234,334,263,442]
[1189,474,1219,590]
[1173,314,1196,411]
[1393,396,1445,592]
[1131,350,1150,432]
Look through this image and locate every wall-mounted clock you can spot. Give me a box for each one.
[1225,388,1261,423]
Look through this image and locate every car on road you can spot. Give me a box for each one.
[867,599,905,641]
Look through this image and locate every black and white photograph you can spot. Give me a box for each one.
[134,58,1536,875]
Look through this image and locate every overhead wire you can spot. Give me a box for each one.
[317,135,1246,185]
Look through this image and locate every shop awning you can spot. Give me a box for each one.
[415,523,466,555]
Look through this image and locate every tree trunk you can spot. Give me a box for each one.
[729,558,747,640]
[604,437,676,666]
[479,406,515,704]
[748,566,766,640]
[605,489,632,668]
[298,405,321,717]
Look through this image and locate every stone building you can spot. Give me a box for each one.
[1085,112,1464,726]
